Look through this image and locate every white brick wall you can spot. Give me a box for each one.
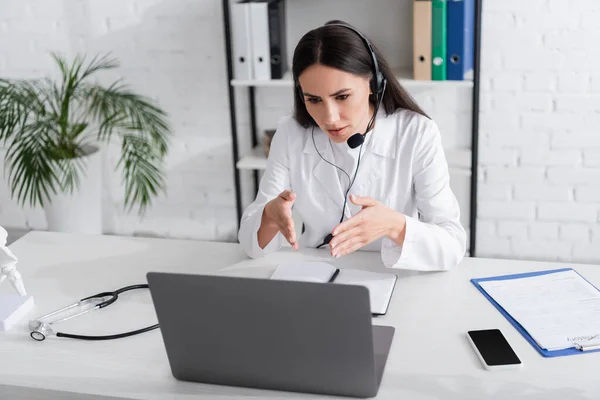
[478,0,600,263]
[2,0,599,265]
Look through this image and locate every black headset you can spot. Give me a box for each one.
[296,23,388,249]
[296,23,387,149]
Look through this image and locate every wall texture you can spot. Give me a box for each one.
[477,0,600,263]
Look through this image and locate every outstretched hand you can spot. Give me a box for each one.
[329,194,405,258]
[263,190,298,250]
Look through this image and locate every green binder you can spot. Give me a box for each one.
[432,0,447,80]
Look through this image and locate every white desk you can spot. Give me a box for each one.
[0,231,598,399]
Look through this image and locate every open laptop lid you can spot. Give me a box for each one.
[147,272,380,398]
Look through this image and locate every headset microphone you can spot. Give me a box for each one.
[346,133,364,149]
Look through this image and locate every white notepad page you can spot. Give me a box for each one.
[270,261,336,283]
[479,270,600,351]
[270,262,397,315]
[333,269,397,315]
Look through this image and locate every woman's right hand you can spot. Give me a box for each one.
[261,190,298,250]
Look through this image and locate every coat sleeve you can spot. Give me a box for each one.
[237,118,292,258]
[381,119,467,271]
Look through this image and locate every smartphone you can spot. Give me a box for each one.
[467,329,522,370]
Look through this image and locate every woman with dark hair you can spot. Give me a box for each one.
[238,21,466,271]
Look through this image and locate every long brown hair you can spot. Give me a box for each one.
[292,20,429,128]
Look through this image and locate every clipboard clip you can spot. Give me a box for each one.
[574,342,600,351]
[573,334,600,351]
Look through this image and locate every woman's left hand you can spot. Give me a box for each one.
[329,194,406,258]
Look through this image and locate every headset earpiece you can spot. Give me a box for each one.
[373,71,385,96]
[325,23,386,103]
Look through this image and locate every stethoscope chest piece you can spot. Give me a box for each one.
[29,320,52,341]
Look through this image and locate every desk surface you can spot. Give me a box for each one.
[0,231,598,399]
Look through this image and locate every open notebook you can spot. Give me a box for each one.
[270,261,397,315]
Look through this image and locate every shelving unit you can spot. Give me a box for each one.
[221,0,483,255]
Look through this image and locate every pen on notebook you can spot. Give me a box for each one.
[328,269,340,283]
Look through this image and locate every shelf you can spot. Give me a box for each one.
[231,67,473,89]
[236,146,268,170]
[236,146,472,171]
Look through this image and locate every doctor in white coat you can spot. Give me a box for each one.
[238,21,467,271]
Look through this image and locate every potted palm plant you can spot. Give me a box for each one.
[0,53,171,234]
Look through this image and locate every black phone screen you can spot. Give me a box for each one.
[468,329,521,366]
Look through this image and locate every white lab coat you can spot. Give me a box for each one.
[238,108,467,271]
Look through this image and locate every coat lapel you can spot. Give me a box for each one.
[349,110,397,213]
[303,127,346,215]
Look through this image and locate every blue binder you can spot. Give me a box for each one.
[446,0,474,80]
[471,268,600,358]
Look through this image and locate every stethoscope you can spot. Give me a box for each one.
[29,284,159,341]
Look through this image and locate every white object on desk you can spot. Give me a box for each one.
[0,294,34,331]
[0,225,27,296]
[478,269,600,351]
[270,261,397,315]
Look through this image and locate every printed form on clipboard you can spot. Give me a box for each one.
[270,261,397,315]
[476,269,600,352]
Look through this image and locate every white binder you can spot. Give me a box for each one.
[249,2,271,80]
[231,2,253,80]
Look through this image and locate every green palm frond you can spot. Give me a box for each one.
[81,81,169,154]
[4,120,59,207]
[118,133,165,215]
[0,52,171,214]
[0,83,22,141]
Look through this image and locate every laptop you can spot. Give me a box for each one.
[146,272,395,398]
